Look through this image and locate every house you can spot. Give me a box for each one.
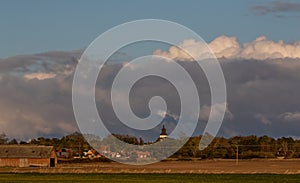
[56,148,72,159]
[0,145,57,167]
[86,149,96,159]
[99,145,110,154]
[136,151,150,158]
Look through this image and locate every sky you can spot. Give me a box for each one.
[1,1,300,140]
[1,0,300,58]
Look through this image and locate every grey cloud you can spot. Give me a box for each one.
[221,59,300,137]
[0,51,80,139]
[279,111,300,122]
[254,113,272,125]
[252,1,300,15]
[1,49,300,140]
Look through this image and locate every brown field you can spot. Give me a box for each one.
[1,159,300,174]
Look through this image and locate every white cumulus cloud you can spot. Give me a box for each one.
[154,35,300,60]
[241,36,300,60]
[209,35,241,59]
[153,39,214,61]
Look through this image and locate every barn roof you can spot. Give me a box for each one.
[0,145,54,158]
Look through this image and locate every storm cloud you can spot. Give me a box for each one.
[1,40,300,141]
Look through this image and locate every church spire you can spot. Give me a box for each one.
[160,125,167,135]
[159,125,167,140]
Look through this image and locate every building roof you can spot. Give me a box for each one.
[0,145,54,158]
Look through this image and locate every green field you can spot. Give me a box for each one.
[0,174,299,183]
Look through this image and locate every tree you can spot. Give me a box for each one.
[0,133,7,144]
[19,141,28,145]
[8,139,18,145]
[188,136,200,158]
[139,137,144,145]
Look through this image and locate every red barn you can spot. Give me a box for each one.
[0,145,57,167]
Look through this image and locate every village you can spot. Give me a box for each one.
[1,125,300,168]
[0,126,168,167]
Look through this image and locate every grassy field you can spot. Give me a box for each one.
[0,173,300,183]
[2,160,300,174]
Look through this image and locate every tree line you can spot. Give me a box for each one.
[174,135,300,159]
[1,132,300,159]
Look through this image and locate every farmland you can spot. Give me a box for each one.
[1,159,300,174]
[0,173,299,183]
[1,159,300,182]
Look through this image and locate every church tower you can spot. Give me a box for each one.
[159,125,167,140]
